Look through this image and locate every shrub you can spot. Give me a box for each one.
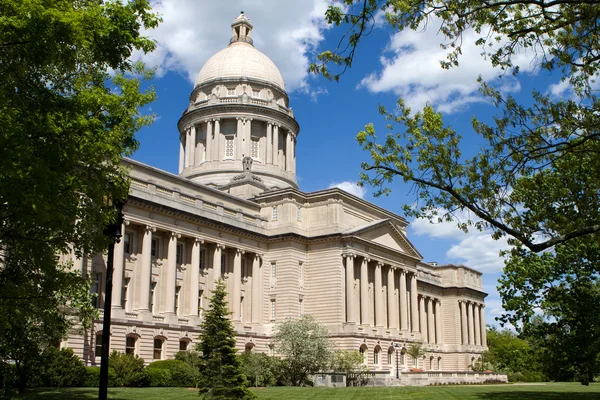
[42,347,87,387]
[108,351,148,387]
[0,362,16,395]
[83,366,118,388]
[239,352,278,387]
[146,368,172,387]
[147,359,197,387]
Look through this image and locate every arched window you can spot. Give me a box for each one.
[387,346,394,365]
[437,357,442,371]
[245,343,255,353]
[373,345,382,367]
[153,338,164,360]
[430,356,434,371]
[125,336,137,355]
[359,344,368,365]
[179,339,190,351]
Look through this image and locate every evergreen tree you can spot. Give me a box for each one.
[196,280,255,399]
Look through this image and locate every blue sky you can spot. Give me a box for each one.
[130,1,568,327]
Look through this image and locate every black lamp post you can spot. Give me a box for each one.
[98,197,124,400]
[394,343,399,379]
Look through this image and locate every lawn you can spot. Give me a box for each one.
[9,382,600,400]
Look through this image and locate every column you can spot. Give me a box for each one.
[206,120,213,162]
[474,303,481,346]
[212,244,223,290]
[138,226,154,312]
[345,254,356,324]
[374,262,384,327]
[251,254,262,323]
[164,232,179,315]
[245,119,252,156]
[236,118,244,159]
[387,266,398,329]
[435,300,442,344]
[360,257,369,325]
[460,301,468,345]
[427,298,435,344]
[468,302,475,345]
[178,132,185,173]
[292,136,296,174]
[273,125,279,167]
[266,122,273,164]
[232,249,243,321]
[184,127,191,168]
[213,118,220,161]
[189,238,202,317]
[399,269,407,330]
[111,220,127,309]
[480,305,487,347]
[285,131,292,172]
[419,296,428,342]
[189,124,196,167]
[410,273,419,333]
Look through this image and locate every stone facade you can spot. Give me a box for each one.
[64,13,489,380]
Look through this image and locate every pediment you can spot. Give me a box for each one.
[345,220,422,259]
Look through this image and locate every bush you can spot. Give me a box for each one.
[146,368,172,387]
[147,359,197,387]
[108,351,148,387]
[83,366,118,388]
[41,347,87,387]
[239,352,278,387]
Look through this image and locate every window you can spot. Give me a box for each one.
[271,263,276,279]
[387,349,393,365]
[176,243,183,264]
[272,206,278,221]
[225,137,234,158]
[121,278,130,310]
[124,232,132,254]
[199,290,204,317]
[298,262,303,281]
[153,338,163,360]
[91,273,101,308]
[199,249,206,271]
[175,286,181,316]
[297,207,302,221]
[374,349,380,365]
[242,259,247,280]
[150,282,157,313]
[221,254,227,279]
[240,296,244,322]
[298,299,303,317]
[95,333,103,358]
[250,138,259,159]
[270,299,276,321]
[151,238,158,258]
[359,346,366,364]
[179,340,189,351]
[125,336,136,355]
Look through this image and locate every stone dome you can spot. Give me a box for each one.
[194,41,286,92]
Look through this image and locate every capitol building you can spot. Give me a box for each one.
[65,13,489,378]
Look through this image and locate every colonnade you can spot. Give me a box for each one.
[343,254,442,344]
[178,118,296,174]
[458,300,486,346]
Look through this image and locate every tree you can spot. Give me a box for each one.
[0,0,159,391]
[406,343,425,368]
[196,280,255,399]
[329,350,369,387]
[272,315,331,386]
[239,352,278,387]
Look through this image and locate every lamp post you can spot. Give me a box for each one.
[98,197,124,400]
[394,343,399,379]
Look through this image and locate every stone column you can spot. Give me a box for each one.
[189,238,202,318]
[164,232,179,315]
[427,298,435,344]
[111,220,127,310]
[468,302,475,345]
[213,118,220,161]
[292,136,296,174]
[179,132,185,173]
[251,254,262,323]
[212,244,224,291]
[480,305,487,347]
[206,120,213,163]
[273,125,279,167]
[410,273,419,333]
[419,296,428,342]
[387,266,397,329]
[460,301,468,345]
[285,130,292,172]
[245,119,252,156]
[345,254,356,324]
[184,127,191,168]
[474,303,481,346]
[232,249,243,321]
[138,226,155,312]
[189,124,196,167]
[374,262,384,327]
[266,122,273,164]
[360,257,369,325]
[435,300,442,344]
[400,269,408,331]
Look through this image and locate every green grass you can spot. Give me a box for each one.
[9,382,600,400]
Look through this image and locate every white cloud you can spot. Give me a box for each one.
[359,17,539,113]
[328,181,367,198]
[134,0,333,92]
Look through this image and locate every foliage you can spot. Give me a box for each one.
[239,352,278,387]
[108,351,148,388]
[0,0,159,393]
[197,280,255,399]
[41,347,87,388]
[82,366,117,388]
[145,368,172,388]
[329,350,369,387]
[272,315,331,386]
[406,343,425,365]
[174,351,202,387]
[147,359,197,387]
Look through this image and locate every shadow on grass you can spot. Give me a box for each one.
[474,392,600,400]
[15,388,127,400]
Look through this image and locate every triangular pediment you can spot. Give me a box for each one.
[345,220,422,259]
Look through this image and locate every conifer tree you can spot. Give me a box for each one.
[197,280,255,399]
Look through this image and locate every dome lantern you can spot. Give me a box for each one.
[231,11,253,45]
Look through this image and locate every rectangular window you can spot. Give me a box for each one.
[199,249,206,271]
[272,206,278,221]
[151,238,158,258]
[387,351,392,365]
[298,262,303,281]
[298,299,303,317]
[121,278,130,310]
[175,286,181,316]
[297,207,302,221]
[270,299,276,321]
[241,259,247,279]
[91,273,101,308]
[176,243,183,264]
[225,137,234,158]
[125,337,136,355]
[150,282,157,313]
[179,340,188,351]
[153,339,163,360]
[124,232,132,254]
[271,262,276,279]
[250,138,259,159]
[95,334,103,358]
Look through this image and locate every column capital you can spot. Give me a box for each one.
[145,225,156,233]
[216,243,226,250]
[171,231,181,239]
[254,253,264,260]
[377,261,384,268]
[236,248,245,255]
[362,257,371,263]
[212,117,221,122]
[342,252,355,259]
[123,219,130,226]
[194,237,204,244]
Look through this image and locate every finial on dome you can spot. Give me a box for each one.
[231,12,253,46]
